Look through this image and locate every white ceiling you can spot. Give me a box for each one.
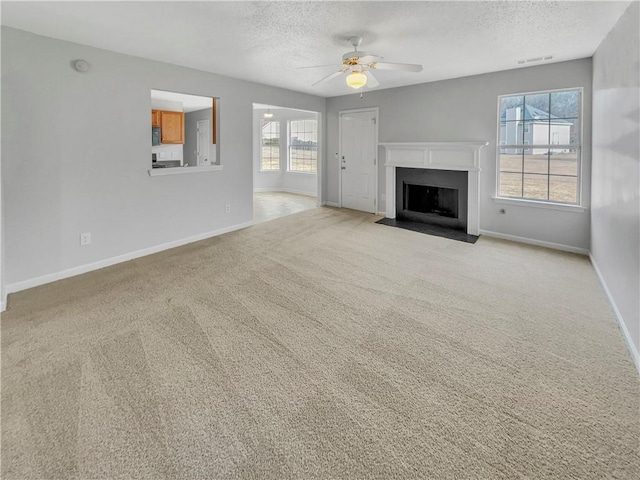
[1,1,632,98]
[151,89,213,113]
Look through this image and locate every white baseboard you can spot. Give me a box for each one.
[253,187,317,198]
[325,202,339,208]
[479,230,589,255]
[590,253,640,373]
[3,221,254,303]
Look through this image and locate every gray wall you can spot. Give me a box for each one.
[1,27,325,292]
[591,2,640,365]
[184,108,218,167]
[326,59,593,250]
[253,107,318,196]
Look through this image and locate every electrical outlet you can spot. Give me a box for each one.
[381,194,385,201]
[225,203,231,213]
[80,232,91,246]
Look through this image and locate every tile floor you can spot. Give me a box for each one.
[253,191,317,224]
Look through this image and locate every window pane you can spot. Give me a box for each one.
[549,175,578,204]
[550,90,579,118]
[289,118,317,173]
[262,146,279,170]
[523,174,549,200]
[524,150,549,175]
[499,172,523,198]
[261,120,280,171]
[499,148,523,172]
[499,121,523,145]
[525,120,549,146]
[549,149,578,176]
[524,93,550,118]
[500,96,524,122]
[548,117,579,145]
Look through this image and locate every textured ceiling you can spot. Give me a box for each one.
[1,1,632,97]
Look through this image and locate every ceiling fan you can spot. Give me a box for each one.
[299,36,423,90]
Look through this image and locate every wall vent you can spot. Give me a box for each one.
[517,55,554,65]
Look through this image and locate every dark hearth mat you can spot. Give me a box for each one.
[376,218,479,244]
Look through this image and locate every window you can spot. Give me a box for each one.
[498,89,581,204]
[288,119,318,173]
[261,120,280,171]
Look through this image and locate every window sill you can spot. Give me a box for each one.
[148,165,223,176]
[287,170,317,175]
[492,196,587,213]
[259,170,281,173]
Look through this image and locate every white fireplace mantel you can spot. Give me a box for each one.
[380,142,489,236]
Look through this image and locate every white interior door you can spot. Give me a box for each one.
[197,119,210,166]
[340,110,377,213]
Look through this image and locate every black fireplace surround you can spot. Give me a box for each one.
[396,168,468,231]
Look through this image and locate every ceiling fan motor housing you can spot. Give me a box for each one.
[342,50,368,62]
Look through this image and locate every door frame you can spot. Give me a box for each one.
[196,119,210,166]
[251,104,323,206]
[338,107,379,212]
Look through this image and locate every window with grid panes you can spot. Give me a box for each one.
[288,119,317,173]
[497,89,581,204]
[261,120,280,171]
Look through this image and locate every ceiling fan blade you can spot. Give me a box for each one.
[364,70,379,88]
[369,61,423,72]
[312,69,346,86]
[297,64,342,70]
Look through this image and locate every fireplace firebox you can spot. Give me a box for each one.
[405,184,459,218]
[396,168,468,231]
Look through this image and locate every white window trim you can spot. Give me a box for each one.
[287,119,318,174]
[496,87,584,208]
[492,195,586,213]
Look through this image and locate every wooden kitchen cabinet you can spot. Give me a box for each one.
[151,110,161,127]
[160,111,184,144]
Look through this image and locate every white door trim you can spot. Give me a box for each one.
[338,107,379,212]
[316,111,323,207]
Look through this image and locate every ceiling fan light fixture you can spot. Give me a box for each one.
[346,71,367,89]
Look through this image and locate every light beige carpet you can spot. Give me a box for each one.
[2,207,638,479]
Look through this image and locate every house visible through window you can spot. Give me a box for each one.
[261,120,280,171]
[498,88,581,204]
[288,119,318,173]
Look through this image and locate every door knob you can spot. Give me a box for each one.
[341,166,346,170]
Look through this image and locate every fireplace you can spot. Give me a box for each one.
[396,168,468,231]
[380,142,488,236]
[406,184,458,217]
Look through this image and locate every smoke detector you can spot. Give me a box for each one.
[71,59,91,73]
